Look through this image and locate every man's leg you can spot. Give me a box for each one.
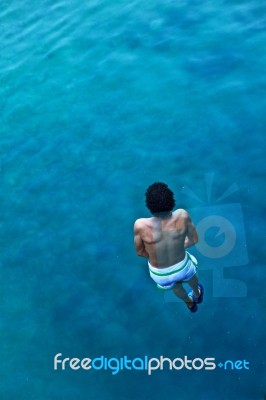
[172,282,194,308]
[187,274,200,298]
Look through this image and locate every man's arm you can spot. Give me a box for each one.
[134,220,149,258]
[184,213,198,249]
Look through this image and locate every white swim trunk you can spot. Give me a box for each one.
[148,252,198,290]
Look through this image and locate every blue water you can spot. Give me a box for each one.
[1,0,265,399]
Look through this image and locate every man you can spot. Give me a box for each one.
[134,182,204,312]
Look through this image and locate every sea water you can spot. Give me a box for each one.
[1,0,265,399]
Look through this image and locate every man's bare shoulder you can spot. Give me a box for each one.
[172,208,190,219]
[134,218,152,231]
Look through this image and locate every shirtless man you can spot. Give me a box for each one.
[134,182,204,312]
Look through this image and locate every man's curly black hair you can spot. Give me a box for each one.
[145,182,175,214]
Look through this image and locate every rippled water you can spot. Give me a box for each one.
[1,0,265,399]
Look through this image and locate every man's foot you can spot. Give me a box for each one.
[189,284,204,304]
[186,296,198,313]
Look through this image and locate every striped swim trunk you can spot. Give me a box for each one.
[148,252,198,290]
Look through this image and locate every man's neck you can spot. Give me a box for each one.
[153,211,172,219]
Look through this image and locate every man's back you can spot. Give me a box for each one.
[134,209,195,268]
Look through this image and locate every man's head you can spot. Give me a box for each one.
[145,182,175,215]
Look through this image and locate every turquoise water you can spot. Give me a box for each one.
[1,0,265,398]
